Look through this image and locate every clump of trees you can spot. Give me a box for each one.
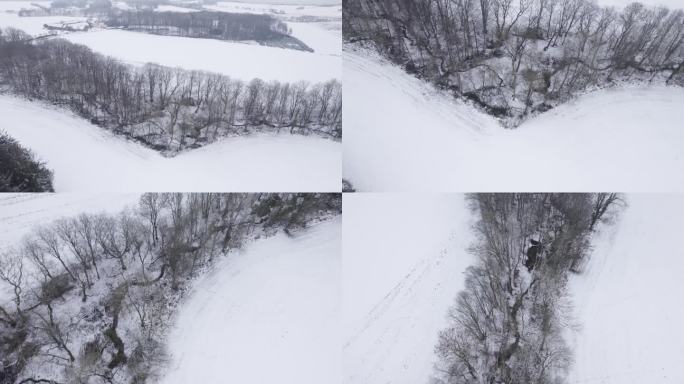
[0,131,54,192]
[0,28,341,153]
[106,10,313,51]
[0,193,341,384]
[434,193,622,384]
[344,0,683,123]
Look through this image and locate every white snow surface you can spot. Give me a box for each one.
[288,21,340,56]
[343,47,684,192]
[63,29,340,82]
[161,217,341,384]
[205,1,341,19]
[0,193,139,251]
[0,1,81,36]
[343,194,473,384]
[0,1,51,12]
[154,4,199,12]
[568,195,684,384]
[0,12,86,35]
[0,95,341,192]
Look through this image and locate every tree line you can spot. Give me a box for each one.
[0,28,341,152]
[0,193,341,384]
[0,131,54,192]
[344,0,683,122]
[105,10,313,51]
[434,193,622,384]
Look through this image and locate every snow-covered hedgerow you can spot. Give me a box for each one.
[0,28,342,154]
[434,194,623,384]
[344,0,683,125]
[0,193,341,384]
[0,131,54,192]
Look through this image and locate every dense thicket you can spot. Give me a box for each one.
[345,0,683,123]
[0,193,341,384]
[0,28,341,152]
[0,131,54,192]
[434,193,622,384]
[105,10,313,51]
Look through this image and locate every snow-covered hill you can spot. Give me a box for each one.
[343,194,473,384]
[0,95,341,192]
[343,47,684,192]
[568,195,684,384]
[161,217,341,384]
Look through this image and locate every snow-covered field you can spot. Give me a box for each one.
[162,217,341,384]
[0,95,341,192]
[205,1,341,20]
[289,21,340,56]
[343,47,684,192]
[0,1,81,36]
[0,9,86,36]
[568,195,684,384]
[343,194,473,384]
[0,1,50,12]
[154,4,199,13]
[63,28,340,82]
[0,193,139,251]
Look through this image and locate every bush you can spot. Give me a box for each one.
[0,131,54,192]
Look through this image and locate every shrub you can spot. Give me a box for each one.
[0,131,54,192]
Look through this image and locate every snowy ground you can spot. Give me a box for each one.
[0,1,51,12]
[343,47,684,192]
[288,21,340,56]
[0,193,139,251]
[154,4,199,13]
[343,194,473,384]
[61,28,339,82]
[161,217,341,384]
[0,95,341,192]
[567,195,684,384]
[0,10,85,36]
[205,1,341,20]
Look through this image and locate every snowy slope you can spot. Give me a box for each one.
[161,217,341,384]
[568,195,684,384]
[343,47,684,192]
[343,194,473,384]
[0,95,341,192]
